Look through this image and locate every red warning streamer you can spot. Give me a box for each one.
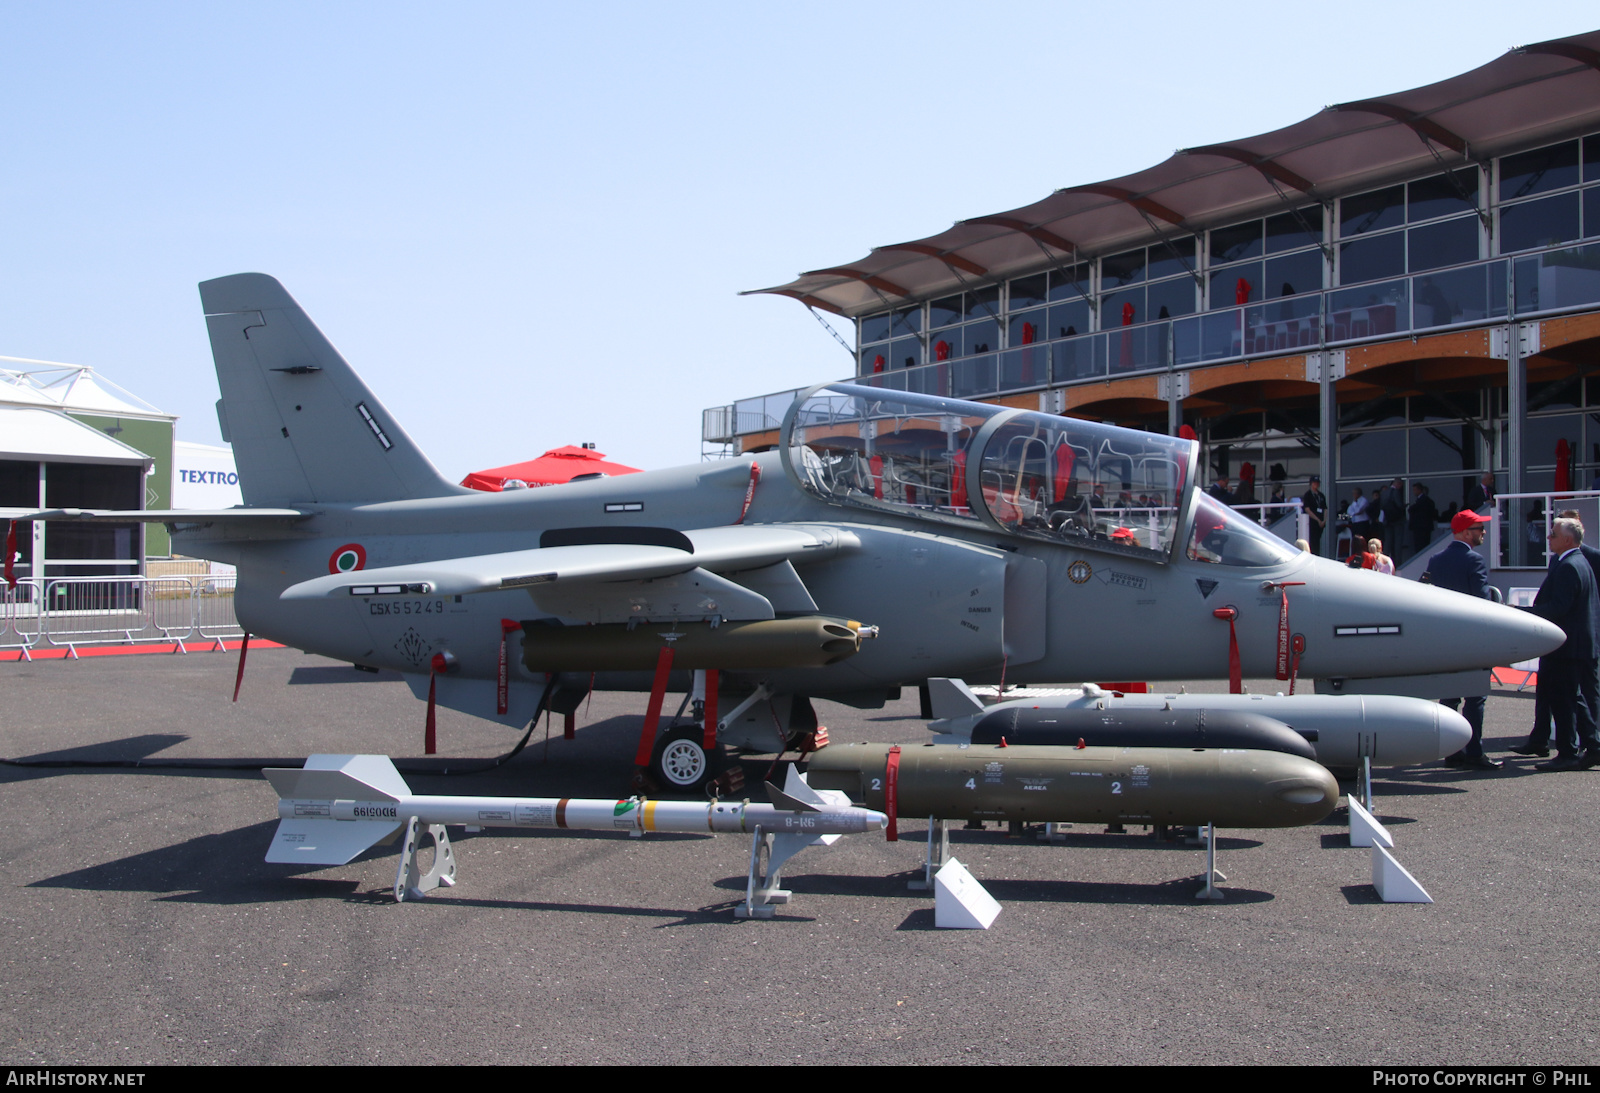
[1289,634,1307,694]
[1213,607,1241,694]
[4,521,16,589]
[884,744,902,842]
[426,651,451,755]
[702,668,719,750]
[1268,582,1307,681]
[497,618,520,714]
[735,462,762,524]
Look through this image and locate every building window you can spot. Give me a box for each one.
[1501,191,1581,253]
[1502,140,1581,201]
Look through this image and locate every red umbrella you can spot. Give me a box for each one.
[462,446,642,492]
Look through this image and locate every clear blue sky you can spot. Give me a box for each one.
[1,2,1594,479]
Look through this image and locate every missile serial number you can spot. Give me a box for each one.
[369,600,446,616]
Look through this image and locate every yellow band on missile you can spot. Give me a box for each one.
[642,799,658,832]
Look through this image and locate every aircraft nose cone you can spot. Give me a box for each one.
[1300,560,1566,678]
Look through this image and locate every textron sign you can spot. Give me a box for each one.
[172,441,243,508]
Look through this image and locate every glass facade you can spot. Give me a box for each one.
[848,132,1600,404]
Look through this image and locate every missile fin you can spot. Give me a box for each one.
[927,677,985,718]
[265,817,404,865]
[263,754,408,802]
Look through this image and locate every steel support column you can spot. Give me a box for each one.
[1319,366,1337,559]
[1507,322,1527,567]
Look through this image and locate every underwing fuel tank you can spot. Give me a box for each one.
[520,616,873,672]
[806,742,1340,828]
[930,684,1472,769]
[967,707,1316,760]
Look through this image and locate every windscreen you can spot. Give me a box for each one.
[1186,493,1301,567]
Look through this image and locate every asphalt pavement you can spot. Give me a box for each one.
[1,647,1596,1065]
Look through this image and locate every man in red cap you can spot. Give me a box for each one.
[1423,509,1501,769]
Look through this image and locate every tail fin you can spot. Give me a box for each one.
[262,754,411,865]
[926,677,986,719]
[200,273,467,506]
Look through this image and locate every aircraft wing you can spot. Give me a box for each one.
[13,508,313,523]
[279,525,858,601]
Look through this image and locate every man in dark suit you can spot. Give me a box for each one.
[1467,472,1496,512]
[1380,477,1407,562]
[1425,510,1501,769]
[1301,475,1328,556]
[1516,509,1600,758]
[1524,517,1600,771]
[1408,483,1439,561]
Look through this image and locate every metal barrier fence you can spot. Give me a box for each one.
[0,574,244,658]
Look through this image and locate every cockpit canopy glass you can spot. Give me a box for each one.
[1186,493,1301,567]
[781,383,1196,562]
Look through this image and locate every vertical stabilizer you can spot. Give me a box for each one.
[200,273,466,506]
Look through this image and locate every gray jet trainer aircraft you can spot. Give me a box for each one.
[22,274,1563,790]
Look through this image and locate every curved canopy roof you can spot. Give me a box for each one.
[461,445,642,492]
[746,31,1600,318]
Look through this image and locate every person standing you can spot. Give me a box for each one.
[1207,476,1234,506]
[1467,471,1496,512]
[1523,518,1600,771]
[1347,487,1372,552]
[1301,475,1328,556]
[1424,510,1502,770]
[1516,509,1600,758]
[1407,483,1439,561]
[1380,477,1406,562]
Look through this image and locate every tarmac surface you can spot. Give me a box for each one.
[1,646,1597,1065]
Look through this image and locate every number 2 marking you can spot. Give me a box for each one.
[1111,781,1122,795]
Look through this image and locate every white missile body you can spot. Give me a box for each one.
[262,755,886,917]
[926,681,1471,768]
[264,754,886,866]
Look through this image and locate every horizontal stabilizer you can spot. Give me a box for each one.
[15,507,312,524]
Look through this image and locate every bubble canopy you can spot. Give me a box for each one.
[780,383,1198,563]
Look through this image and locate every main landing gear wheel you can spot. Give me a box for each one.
[649,724,718,795]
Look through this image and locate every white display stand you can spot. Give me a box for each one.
[1372,845,1433,903]
[1347,796,1394,848]
[934,858,1001,929]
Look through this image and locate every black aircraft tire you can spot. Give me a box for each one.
[650,724,718,795]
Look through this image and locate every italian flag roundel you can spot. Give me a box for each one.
[329,543,367,574]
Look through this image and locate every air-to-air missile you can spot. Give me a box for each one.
[925,679,1471,769]
[805,741,1340,829]
[264,754,886,917]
